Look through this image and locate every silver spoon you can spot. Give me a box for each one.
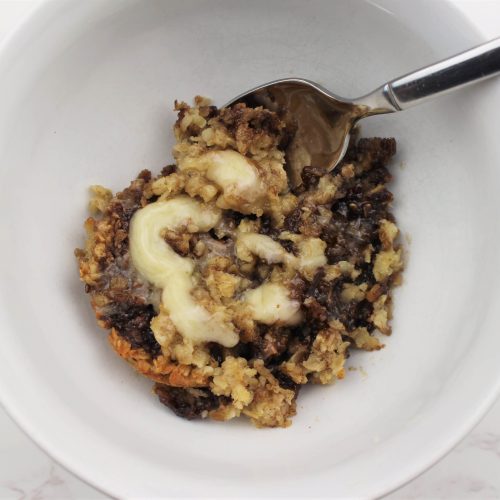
[225,38,500,187]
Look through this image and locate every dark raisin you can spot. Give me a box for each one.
[363,166,392,187]
[354,300,374,329]
[368,138,397,166]
[203,105,218,119]
[154,385,224,420]
[256,327,290,362]
[323,216,376,265]
[137,169,152,182]
[272,369,298,391]
[106,303,161,357]
[289,323,317,348]
[224,210,245,225]
[284,206,302,233]
[208,342,224,365]
[231,342,254,360]
[279,239,296,254]
[355,263,375,285]
[347,137,396,167]
[301,166,325,190]
[161,164,176,176]
[259,215,274,236]
[208,229,220,240]
[368,188,393,206]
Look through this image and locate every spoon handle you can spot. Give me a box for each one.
[385,37,500,110]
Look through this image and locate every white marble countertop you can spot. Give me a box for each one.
[1,1,499,498]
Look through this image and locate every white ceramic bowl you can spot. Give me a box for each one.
[1,1,500,498]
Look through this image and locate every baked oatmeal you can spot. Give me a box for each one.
[76,96,403,428]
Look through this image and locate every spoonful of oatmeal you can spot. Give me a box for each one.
[226,37,500,187]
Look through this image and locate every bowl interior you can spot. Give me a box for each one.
[1,0,500,497]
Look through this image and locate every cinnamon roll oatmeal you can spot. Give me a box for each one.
[75,96,403,428]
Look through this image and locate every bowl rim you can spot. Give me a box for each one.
[0,1,499,498]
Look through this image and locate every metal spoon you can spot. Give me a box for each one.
[225,38,500,187]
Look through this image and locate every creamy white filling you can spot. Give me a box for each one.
[244,282,302,325]
[179,150,267,213]
[236,233,294,265]
[296,238,328,273]
[236,232,327,272]
[129,196,239,347]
